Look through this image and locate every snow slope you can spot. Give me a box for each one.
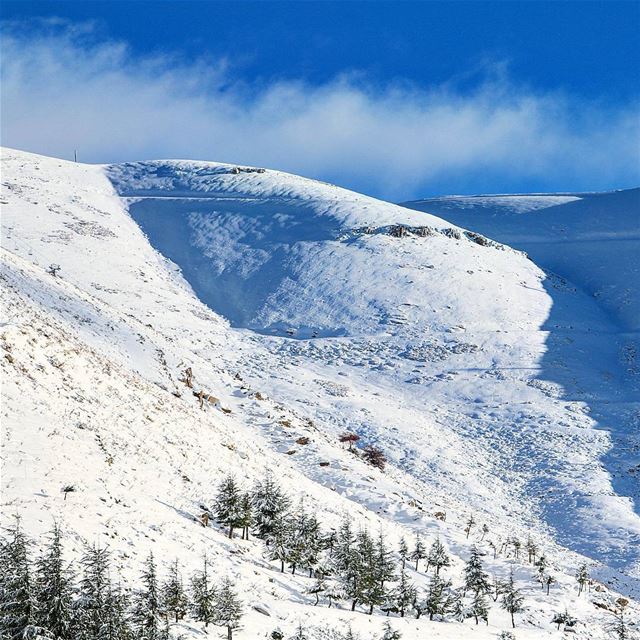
[402,191,640,572]
[2,148,639,638]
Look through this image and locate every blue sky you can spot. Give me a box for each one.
[2,1,639,199]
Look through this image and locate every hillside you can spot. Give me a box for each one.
[1,148,638,639]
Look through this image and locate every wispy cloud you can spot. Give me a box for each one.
[2,20,638,199]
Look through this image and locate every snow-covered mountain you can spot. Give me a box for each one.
[2,147,638,638]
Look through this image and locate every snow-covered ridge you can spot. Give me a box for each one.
[2,148,639,638]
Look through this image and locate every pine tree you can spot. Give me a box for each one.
[288,622,308,640]
[544,573,556,595]
[251,473,290,543]
[333,517,358,609]
[424,573,450,621]
[490,574,506,602]
[343,626,359,640]
[190,555,215,628]
[132,552,162,640]
[398,537,409,570]
[299,509,322,578]
[239,492,254,541]
[511,537,522,560]
[535,554,547,588]
[34,523,74,640]
[161,560,187,623]
[375,532,395,590]
[526,537,538,564]
[469,589,490,625]
[480,524,489,541]
[609,608,631,640]
[426,537,450,576]
[500,572,524,629]
[73,543,111,640]
[380,620,402,640]
[410,535,427,572]
[268,515,291,573]
[464,514,476,539]
[463,546,490,596]
[213,577,242,640]
[392,570,416,618]
[0,519,40,640]
[353,529,385,615]
[325,582,343,609]
[215,475,243,539]
[284,501,311,576]
[446,587,467,623]
[576,564,589,595]
[307,569,328,606]
[552,608,577,631]
[103,578,132,640]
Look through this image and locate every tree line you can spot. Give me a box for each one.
[4,470,622,639]
[213,472,526,627]
[0,520,241,640]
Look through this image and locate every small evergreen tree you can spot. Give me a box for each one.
[213,577,242,640]
[526,536,538,564]
[73,543,111,640]
[307,568,328,606]
[239,492,254,541]
[0,519,41,640]
[392,570,416,618]
[464,514,476,539]
[469,589,490,625]
[215,475,243,539]
[500,572,524,629]
[252,473,290,543]
[535,554,547,588]
[190,555,215,628]
[544,573,556,595]
[103,578,132,640]
[325,582,343,609]
[490,574,506,602]
[161,560,187,623]
[552,608,577,630]
[268,515,291,573]
[511,537,522,560]
[380,620,402,640]
[299,509,323,577]
[410,535,427,572]
[426,537,450,576]
[353,530,385,615]
[333,517,357,609]
[446,587,467,623]
[132,552,162,640]
[288,622,308,640]
[424,574,450,621]
[609,608,632,640]
[34,524,74,640]
[398,537,408,570]
[576,564,589,595]
[375,532,395,590]
[463,546,490,596]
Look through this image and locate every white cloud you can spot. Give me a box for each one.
[1,21,638,199]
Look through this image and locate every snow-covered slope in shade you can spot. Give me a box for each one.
[2,148,639,638]
[402,190,640,567]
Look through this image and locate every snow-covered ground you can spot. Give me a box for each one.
[2,147,638,638]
